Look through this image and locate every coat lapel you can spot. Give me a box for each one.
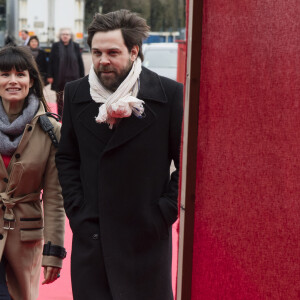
[104,68,167,153]
[72,77,112,144]
[78,101,114,144]
[103,103,156,153]
[74,68,167,152]
[0,156,8,182]
[15,104,45,156]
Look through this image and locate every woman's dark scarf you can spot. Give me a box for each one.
[30,47,39,59]
[57,40,80,91]
[0,94,39,156]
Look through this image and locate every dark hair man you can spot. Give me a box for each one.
[56,9,183,300]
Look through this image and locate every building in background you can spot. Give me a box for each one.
[0,0,84,47]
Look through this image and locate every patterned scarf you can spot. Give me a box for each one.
[88,57,145,129]
[0,94,39,155]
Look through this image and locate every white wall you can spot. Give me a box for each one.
[24,0,82,43]
[54,0,76,39]
[26,0,48,42]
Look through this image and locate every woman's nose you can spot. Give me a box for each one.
[9,75,17,83]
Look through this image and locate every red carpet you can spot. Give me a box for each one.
[38,102,178,299]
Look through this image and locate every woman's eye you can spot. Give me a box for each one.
[0,73,8,77]
[17,73,25,77]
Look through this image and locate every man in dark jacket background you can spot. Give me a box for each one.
[47,28,84,117]
[56,10,183,300]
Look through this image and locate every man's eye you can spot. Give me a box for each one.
[93,51,101,56]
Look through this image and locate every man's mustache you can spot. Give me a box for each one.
[98,66,115,72]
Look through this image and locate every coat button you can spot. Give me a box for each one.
[92,234,99,240]
[3,178,8,183]
[15,154,20,159]
[28,126,32,131]
[0,234,3,240]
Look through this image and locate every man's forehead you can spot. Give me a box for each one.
[91,29,126,49]
[91,46,121,51]
[93,29,123,41]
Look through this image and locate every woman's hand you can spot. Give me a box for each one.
[42,266,61,284]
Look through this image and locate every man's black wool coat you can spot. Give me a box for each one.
[56,67,183,300]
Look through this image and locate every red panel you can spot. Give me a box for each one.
[192,1,300,299]
[177,40,187,84]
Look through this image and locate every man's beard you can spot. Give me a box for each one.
[96,59,133,92]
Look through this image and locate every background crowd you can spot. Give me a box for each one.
[8,28,84,118]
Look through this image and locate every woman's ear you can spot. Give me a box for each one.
[29,79,34,88]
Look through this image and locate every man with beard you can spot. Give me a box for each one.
[56,9,183,300]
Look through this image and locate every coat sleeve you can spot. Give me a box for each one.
[42,121,65,268]
[159,82,183,227]
[55,82,84,223]
[76,43,85,77]
[47,44,56,78]
[39,50,48,74]
[38,50,48,84]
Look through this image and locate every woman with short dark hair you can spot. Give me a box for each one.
[28,35,48,85]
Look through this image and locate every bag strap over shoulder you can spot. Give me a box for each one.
[38,113,60,148]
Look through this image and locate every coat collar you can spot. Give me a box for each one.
[8,103,46,160]
[137,67,168,103]
[73,68,167,153]
[0,102,46,178]
[31,102,47,123]
[70,68,167,152]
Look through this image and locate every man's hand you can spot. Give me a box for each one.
[47,77,54,84]
[42,266,61,284]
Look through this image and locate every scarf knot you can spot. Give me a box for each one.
[89,58,144,129]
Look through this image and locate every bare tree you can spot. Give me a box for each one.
[85,0,185,33]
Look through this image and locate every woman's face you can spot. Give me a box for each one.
[0,68,33,103]
[29,39,39,49]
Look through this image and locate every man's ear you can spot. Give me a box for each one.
[130,45,139,61]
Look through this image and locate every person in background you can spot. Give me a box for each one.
[28,35,48,85]
[4,35,16,46]
[20,30,30,46]
[0,45,66,300]
[56,9,183,300]
[47,28,84,117]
